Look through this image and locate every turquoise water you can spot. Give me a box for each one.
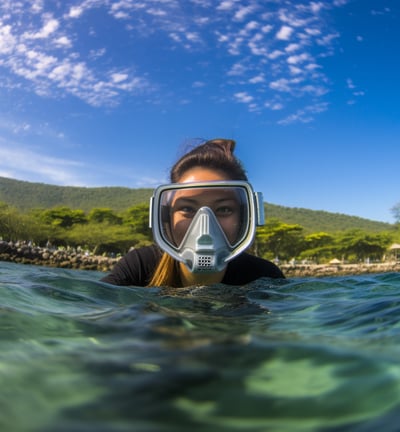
[1,263,400,432]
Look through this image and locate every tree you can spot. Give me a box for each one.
[88,208,122,225]
[299,232,335,263]
[0,202,28,241]
[336,230,393,262]
[391,203,400,224]
[66,223,152,254]
[255,218,305,261]
[39,207,87,228]
[122,203,152,241]
[304,232,334,249]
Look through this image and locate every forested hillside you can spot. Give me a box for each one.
[0,176,393,233]
[0,176,152,212]
[264,204,392,233]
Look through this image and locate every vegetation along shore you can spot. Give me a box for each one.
[1,240,400,279]
[1,176,400,278]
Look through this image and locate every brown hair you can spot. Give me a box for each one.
[170,138,248,182]
[148,138,247,287]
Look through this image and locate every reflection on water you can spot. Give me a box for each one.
[1,262,400,431]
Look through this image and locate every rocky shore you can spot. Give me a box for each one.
[1,240,399,278]
[280,262,400,278]
[0,241,118,272]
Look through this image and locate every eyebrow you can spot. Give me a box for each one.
[172,196,239,206]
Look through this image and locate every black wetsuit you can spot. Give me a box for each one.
[101,245,284,286]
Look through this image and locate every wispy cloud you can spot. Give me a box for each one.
[0,139,86,185]
[0,136,167,188]
[277,101,329,125]
[0,3,150,107]
[0,0,349,122]
[346,78,365,105]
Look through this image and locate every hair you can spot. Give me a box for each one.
[148,138,247,287]
[170,138,248,182]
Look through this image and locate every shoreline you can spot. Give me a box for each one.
[280,262,400,278]
[1,241,399,278]
[0,241,118,272]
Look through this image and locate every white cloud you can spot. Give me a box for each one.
[249,74,265,84]
[276,25,293,40]
[278,101,328,125]
[301,84,327,96]
[268,50,284,60]
[217,1,236,11]
[234,5,255,21]
[285,43,301,53]
[147,8,167,17]
[333,0,348,6]
[270,78,292,92]
[0,0,348,121]
[111,73,128,83]
[287,53,310,64]
[31,0,44,14]
[185,32,201,43]
[0,142,85,186]
[305,28,321,36]
[289,65,302,75]
[192,81,205,88]
[317,32,340,46]
[88,48,107,60]
[234,92,253,103]
[278,110,313,125]
[0,3,152,107]
[23,17,59,39]
[68,6,84,18]
[265,101,284,110]
[310,2,325,14]
[54,36,72,48]
[227,62,247,76]
[0,24,16,54]
[0,118,31,135]
[261,24,273,33]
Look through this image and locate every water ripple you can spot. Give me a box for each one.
[1,262,400,431]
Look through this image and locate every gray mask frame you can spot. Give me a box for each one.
[149,180,265,273]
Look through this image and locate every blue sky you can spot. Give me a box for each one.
[0,0,399,223]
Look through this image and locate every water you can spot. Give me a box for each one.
[1,262,400,432]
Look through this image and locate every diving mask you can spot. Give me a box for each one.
[149,181,264,273]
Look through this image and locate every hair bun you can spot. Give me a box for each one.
[204,138,236,155]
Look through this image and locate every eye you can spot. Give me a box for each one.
[176,206,197,218]
[215,206,234,217]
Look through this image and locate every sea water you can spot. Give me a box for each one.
[1,262,400,432]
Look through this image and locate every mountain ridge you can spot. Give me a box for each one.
[0,176,392,233]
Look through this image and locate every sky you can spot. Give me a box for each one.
[0,0,399,223]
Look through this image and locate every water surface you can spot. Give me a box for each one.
[1,262,400,431]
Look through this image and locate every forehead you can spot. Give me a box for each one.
[178,167,231,183]
[171,187,239,203]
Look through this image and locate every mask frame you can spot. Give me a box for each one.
[149,181,265,272]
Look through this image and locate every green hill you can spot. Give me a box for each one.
[265,203,392,233]
[0,176,152,212]
[0,176,393,233]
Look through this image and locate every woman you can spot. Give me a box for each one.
[102,139,284,287]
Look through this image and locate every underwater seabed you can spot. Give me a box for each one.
[1,262,400,431]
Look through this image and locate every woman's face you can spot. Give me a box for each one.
[170,167,241,246]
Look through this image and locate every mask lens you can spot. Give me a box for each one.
[158,185,250,249]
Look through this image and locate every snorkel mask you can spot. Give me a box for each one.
[149,181,264,273]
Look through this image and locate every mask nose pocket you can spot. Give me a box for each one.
[194,212,215,248]
[180,210,223,272]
